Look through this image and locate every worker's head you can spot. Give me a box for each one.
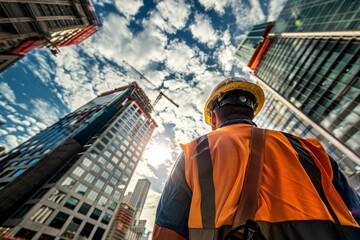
[204,77,265,130]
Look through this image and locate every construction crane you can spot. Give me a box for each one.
[122,60,179,108]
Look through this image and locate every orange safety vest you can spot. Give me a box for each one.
[154,123,360,240]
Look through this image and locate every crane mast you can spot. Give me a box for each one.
[122,60,179,108]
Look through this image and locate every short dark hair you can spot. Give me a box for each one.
[214,105,254,122]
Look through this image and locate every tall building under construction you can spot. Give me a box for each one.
[0,0,101,72]
[236,0,360,190]
[106,179,151,240]
[0,82,156,239]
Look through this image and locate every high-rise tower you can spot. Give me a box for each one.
[106,179,151,240]
[0,82,157,239]
[0,0,101,72]
[235,0,360,190]
[127,179,150,222]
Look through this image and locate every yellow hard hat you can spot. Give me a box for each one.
[204,77,265,125]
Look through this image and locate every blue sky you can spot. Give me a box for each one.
[0,0,286,231]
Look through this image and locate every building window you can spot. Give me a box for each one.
[110,177,118,185]
[104,150,111,158]
[89,150,98,159]
[98,156,106,165]
[64,197,80,210]
[79,222,94,238]
[78,203,91,215]
[87,190,98,201]
[95,179,104,190]
[122,175,129,183]
[108,201,117,211]
[61,177,76,189]
[104,185,113,195]
[114,169,121,177]
[64,217,82,235]
[73,166,85,177]
[98,196,108,207]
[101,137,109,145]
[115,150,122,158]
[31,206,54,224]
[106,163,114,171]
[38,234,55,240]
[101,171,110,179]
[114,191,121,200]
[111,156,119,164]
[82,157,92,167]
[75,184,88,196]
[17,160,28,166]
[101,214,111,225]
[95,143,104,151]
[48,189,66,204]
[92,164,101,173]
[14,228,36,239]
[84,173,95,183]
[13,204,34,219]
[90,208,102,220]
[93,227,105,240]
[11,169,26,177]
[9,161,19,166]
[28,158,40,165]
[119,162,126,170]
[49,211,69,229]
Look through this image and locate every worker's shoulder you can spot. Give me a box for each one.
[265,128,324,149]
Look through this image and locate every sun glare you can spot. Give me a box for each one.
[143,144,172,167]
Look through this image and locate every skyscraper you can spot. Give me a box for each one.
[107,179,151,240]
[107,202,135,240]
[235,0,360,190]
[0,82,157,239]
[0,0,101,72]
[127,179,151,222]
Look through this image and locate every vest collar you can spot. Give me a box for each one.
[219,118,257,128]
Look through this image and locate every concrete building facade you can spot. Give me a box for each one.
[0,82,156,239]
[0,0,101,72]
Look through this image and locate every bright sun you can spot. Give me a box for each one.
[143,144,173,167]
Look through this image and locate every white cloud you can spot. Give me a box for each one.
[4,135,20,149]
[165,40,195,72]
[189,13,219,48]
[0,129,8,135]
[115,0,143,19]
[198,0,230,14]
[268,0,287,21]
[8,114,24,125]
[155,0,191,33]
[31,99,61,126]
[7,127,17,133]
[0,82,16,102]
[17,126,25,132]
[231,0,266,31]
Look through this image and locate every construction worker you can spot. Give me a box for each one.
[152,77,360,240]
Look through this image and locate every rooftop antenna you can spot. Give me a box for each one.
[122,60,179,108]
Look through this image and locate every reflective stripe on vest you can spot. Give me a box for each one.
[196,135,216,228]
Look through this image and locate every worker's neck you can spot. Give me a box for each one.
[217,118,256,129]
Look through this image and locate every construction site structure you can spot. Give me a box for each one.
[0,0,102,72]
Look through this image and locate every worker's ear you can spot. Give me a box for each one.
[210,110,217,130]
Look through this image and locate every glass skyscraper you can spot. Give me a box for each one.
[0,82,156,239]
[236,0,360,190]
